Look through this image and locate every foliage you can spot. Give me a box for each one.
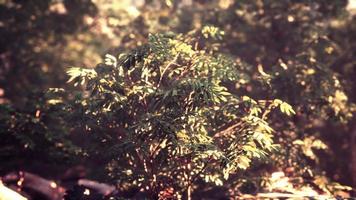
[0,0,100,106]
[0,90,81,174]
[64,29,297,197]
[0,0,356,199]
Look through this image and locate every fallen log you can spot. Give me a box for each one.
[77,179,116,196]
[2,171,65,200]
[2,171,118,199]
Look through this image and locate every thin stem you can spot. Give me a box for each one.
[187,163,192,200]
[157,53,180,88]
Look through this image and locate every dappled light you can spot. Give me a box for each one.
[0,0,356,199]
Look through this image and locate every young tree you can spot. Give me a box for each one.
[65,27,296,198]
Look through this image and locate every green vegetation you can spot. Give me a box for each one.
[0,0,355,199]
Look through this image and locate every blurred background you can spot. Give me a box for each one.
[0,0,356,199]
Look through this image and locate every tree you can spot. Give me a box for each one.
[63,27,298,198]
[0,0,98,106]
